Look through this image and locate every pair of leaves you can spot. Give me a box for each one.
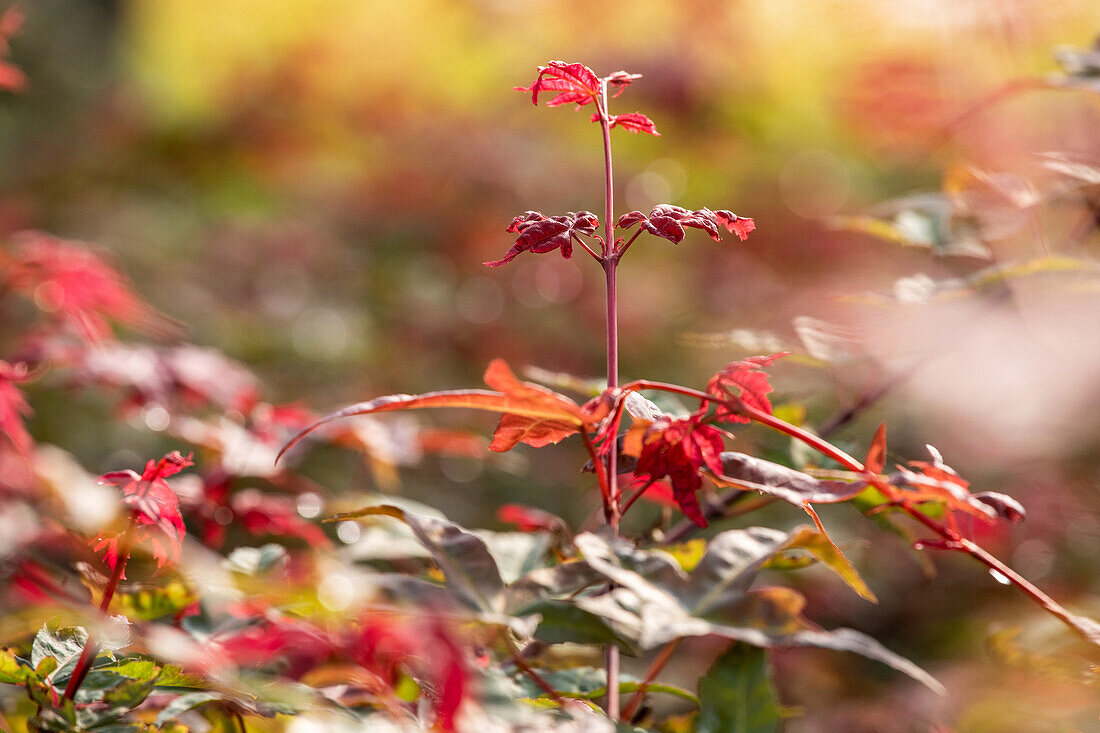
[617,205,756,244]
[515,60,659,136]
[484,211,599,268]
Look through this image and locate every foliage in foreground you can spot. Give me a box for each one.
[1,24,1099,733]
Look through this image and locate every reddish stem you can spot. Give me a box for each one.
[596,77,622,722]
[619,477,658,517]
[505,636,566,706]
[621,638,681,721]
[739,401,1099,646]
[63,524,134,700]
[614,229,643,261]
[572,232,602,262]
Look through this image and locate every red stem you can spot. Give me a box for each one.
[596,77,622,722]
[622,381,1097,643]
[738,401,1099,646]
[621,638,681,721]
[63,525,134,700]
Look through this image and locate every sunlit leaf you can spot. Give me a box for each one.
[331,505,504,613]
[155,691,223,725]
[707,354,788,424]
[515,61,600,108]
[715,452,866,507]
[278,359,583,462]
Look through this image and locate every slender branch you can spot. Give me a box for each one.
[621,639,682,721]
[581,429,615,524]
[572,232,603,262]
[619,477,658,518]
[740,400,1100,646]
[64,523,135,700]
[619,379,712,405]
[596,76,623,723]
[505,638,566,706]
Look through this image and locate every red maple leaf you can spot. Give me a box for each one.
[497,503,569,534]
[483,359,589,451]
[93,451,192,574]
[216,610,335,679]
[354,613,469,732]
[605,70,642,97]
[515,60,601,108]
[633,415,726,527]
[707,353,789,424]
[484,210,598,268]
[5,231,171,342]
[0,361,32,456]
[0,6,25,93]
[616,205,755,244]
[591,111,660,136]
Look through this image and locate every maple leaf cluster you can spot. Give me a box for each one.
[93,451,193,575]
[353,613,469,732]
[622,354,789,527]
[4,231,171,342]
[515,60,660,134]
[484,210,598,267]
[0,360,32,457]
[618,205,756,244]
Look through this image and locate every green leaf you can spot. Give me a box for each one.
[697,644,781,733]
[521,600,635,650]
[330,505,505,613]
[103,674,159,709]
[99,659,162,684]
[516,667,698,705]
[503,561,602,614]
[31,625,88,672]
[475,531,552,584]
[117,581,197,621]
[155,664,209,690]
[0,649,38,685]
[156,691,223,725]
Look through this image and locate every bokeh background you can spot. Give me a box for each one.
[2,1,1099,730]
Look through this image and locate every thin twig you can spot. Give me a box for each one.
[741,401,1100,647]
[621,638,681,721]
[64,524,135,700]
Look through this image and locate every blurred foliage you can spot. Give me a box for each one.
[2,0,1100,730]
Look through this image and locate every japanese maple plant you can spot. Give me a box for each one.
[3,52,1099,733]
[274,60,1100,728]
